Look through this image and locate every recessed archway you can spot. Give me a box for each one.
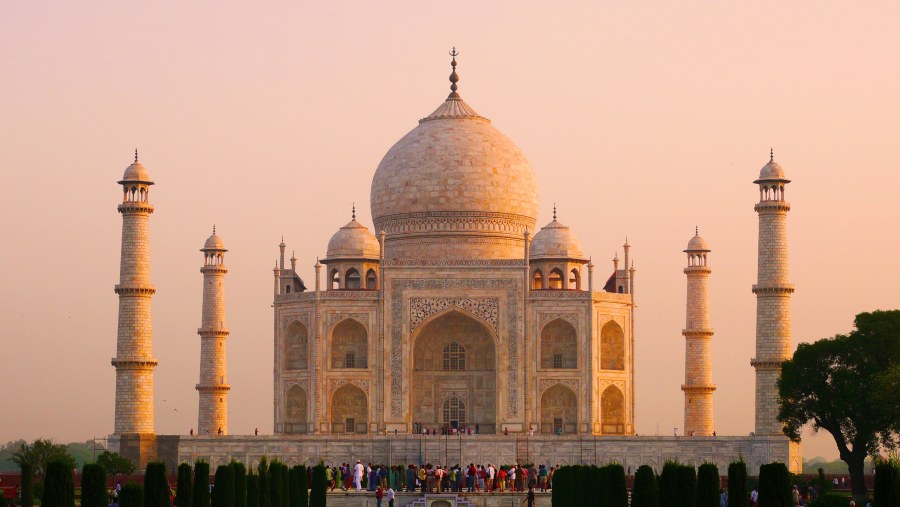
[540,318,577,369]
[331,384,367,433]
[601,385,625,434]
[411,310,497,433]
[284,385,308,434]
[540,384,577,434]
[284,321,308,370]
[331,319,367,369]
[601,321,625,370]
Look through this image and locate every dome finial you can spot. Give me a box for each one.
[134,148,139,163]
[448,47,460,99]
[352,202,356,220]
[213,224,216,235]
[770,147,774,163]
[695,225,699,236]
[553,203,557,221]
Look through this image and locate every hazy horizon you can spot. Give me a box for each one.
[2,1,899,462]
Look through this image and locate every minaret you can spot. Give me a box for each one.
[752,149,794,435]
[112,150,158,435]
[682,227,716,436]
[197,227,230,436]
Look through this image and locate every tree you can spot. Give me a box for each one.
[12,439,75,479]
[176,463,194,507]
[631,465,659,507]
[246,470,260,507]
[194,461,211,507]
[697,463,720,507]
[779,310,900,499]
[97,451,137,478]
[604,463,628,507]
[231,462,247,507]
[308,464,326,507]
[81,463,108,507]
[659,462,680,507]
[727,460,748,507]
[267,462,283,507]
[674,465,696,507]
[19,463,34,507]
[257,458,269,507]
[213,464,235,507]
[42,459,74,507]
[874,461,900,507]
[296,466,307,507]
[144,462,170,507]
[757,463,791,507]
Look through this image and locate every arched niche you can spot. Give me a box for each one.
[412,310,497,433]
[601,385,625,434]
[331,384,367,433]
[532,270,544,289]
[540,318,577,369]
[548,268,564,289]
[284,385,308,434]
[331,319,367,368]
[284,321,308,370]
[540,384,577,434]
[365,269,377,290]
[600,320,625,370]
[345,268,361,289]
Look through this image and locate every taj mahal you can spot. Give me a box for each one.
[108,51,801,476]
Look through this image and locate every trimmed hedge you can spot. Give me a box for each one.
[605,463,628,507]
[176,463,193,507]
[631,464,659,507]
[757,463,791,507]
[697,463,720,507]
[659,462,680,507]
[874,462,900,507]
[309,464,327,507]
[674,464,697,507]
[289,466,307,507]
[257,459,270,507]
[21,463,34,507]
[194,461,211,507]
[120,484,145,507]
[213,464,236,507]
[246,471,260,507]
[727,461,748,507]
[144,462,170,507]
[81,463,108,507]
[42,460,75,507]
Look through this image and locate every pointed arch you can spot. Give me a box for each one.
[540,384,577,434]
[284,321,308,370]
[601,385,625,434]
[331,384,367,433]
[365,268,377,290]
[541,318,577,369]
[601,320,625,370]
[569,268,580,290]
[549,268,564,289]
[284,385,308,434]
[331,318,367,368]
[329,269,340,290]
[345,268,361,289]
[532,269,544,289]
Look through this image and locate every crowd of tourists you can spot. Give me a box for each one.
[325,460,553,494]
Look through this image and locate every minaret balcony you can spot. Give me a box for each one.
[114,284,156,296]
[754,201,791,213]
[682,328,714,337]
[751,284,795,295]
[196,383,231,393]
[117,202,155,214]
[681,384,716,393]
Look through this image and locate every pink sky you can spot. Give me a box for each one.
[1,2,898,461]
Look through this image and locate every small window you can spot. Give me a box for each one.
[554,417,563,434]
[330,270,340,290]
[285,285,291,294]
[532,270,544,289]
[549,269,564,289]
[366,269,377,290]
[345,268,361,289]
[442,342,466,371]
[344,352,356,368]
[553,353,563,369]
[345,418,355,433]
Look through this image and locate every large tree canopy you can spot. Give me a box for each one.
[11,439,75,478]
[779,309,900,499]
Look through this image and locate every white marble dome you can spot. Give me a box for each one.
[120,151,153,184]
[755,151,790,182]
[370,79,539,260]
[685,231,710,252]
[326,217,380,260]
[203,232,226,251]
[530,217,586,260]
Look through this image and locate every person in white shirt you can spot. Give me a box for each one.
[354,461,365,492]
[386,486,395,507]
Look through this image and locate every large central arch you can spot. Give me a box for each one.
[411,310,497,433]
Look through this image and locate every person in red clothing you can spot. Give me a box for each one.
[375,486,384,507]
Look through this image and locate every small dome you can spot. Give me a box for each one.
[120,150,154,184]
[684,230,710,252]
[326,218,380,260]
[754,150,790,183]
[530,217,586,260]
[203,232,226,251]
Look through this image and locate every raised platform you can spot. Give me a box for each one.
[322,492,550,507]
[165,434,800,475]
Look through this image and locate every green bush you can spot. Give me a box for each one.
[213,465,236,507]
[603,464,627,507]
[659,462,680,507]
[757,463,791,507]
[231,462,246,507]
[874,462,900,507]
[42,460,74,507]
[309,464,326,507]
[176,463,193,507]
[21,463,34,507]
[674,465,696,507]
[727,461,748,507]
[266,462,283,507]
[697,463,720,507]
[194,461,211,507]
[144,462,169,507]
[631,464,659,507]
[289,466,307,507]
[81,463,108,507]
[257,459,269,507]
[120,484,144,507]
[246,471,259,507]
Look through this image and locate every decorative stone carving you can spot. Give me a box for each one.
[538,312,579,331]
[285,378,309,393]
[391,278,519,417]
[327,312,369,331]
[384,259,526,267]
[538,379,579,395]
[282,314,310,330]
[597,379,626,392]
[410,298,499,333]
[440,391,469,403]
[328,378,370,395]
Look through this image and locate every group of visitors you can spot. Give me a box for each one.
[324,461,554,494]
